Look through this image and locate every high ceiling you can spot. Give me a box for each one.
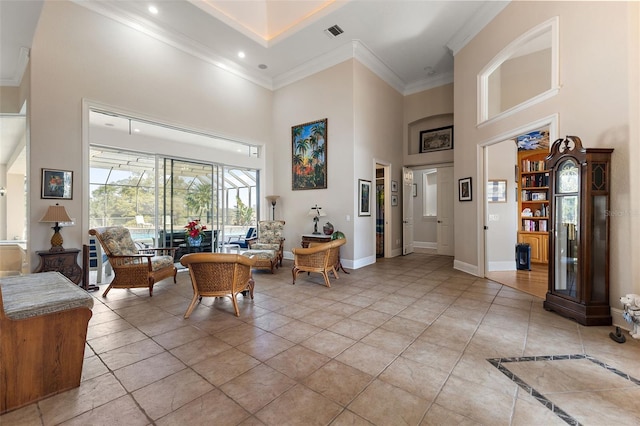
[0,0,509,168]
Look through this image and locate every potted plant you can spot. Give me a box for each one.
[185,219,206,247]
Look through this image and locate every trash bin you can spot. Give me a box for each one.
[516,243,531,271]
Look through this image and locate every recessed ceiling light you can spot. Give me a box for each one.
[105,123,114,127]
[133,128,141,133]
[238,51,246,59]
[148,5,159,15]
[258,64,268,70]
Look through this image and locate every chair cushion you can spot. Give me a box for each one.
[257,221,283,244]
[240,249,276,260]
[101,227,138,256]
[250,243,280,252]
[151,256,175,271]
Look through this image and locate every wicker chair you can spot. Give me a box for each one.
[291,238,346,287]
[179,253,256,318]
[89,227,177,297]
[248,220,285,266]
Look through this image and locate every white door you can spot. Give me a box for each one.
[437,166,454,256]
[402,167,414,255]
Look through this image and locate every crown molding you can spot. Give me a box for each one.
[0,47,29,87]
[447,1,510,56]
[403,71,454,96]
[352,41,405,94]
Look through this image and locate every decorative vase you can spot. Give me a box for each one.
[187,235,202,247]
[323,222,334,235]
[331,231,345,240]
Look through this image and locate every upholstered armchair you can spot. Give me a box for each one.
[89,227,177,297]
[179,253,256,318]
[248,220,285,266]
[291,238,346,287]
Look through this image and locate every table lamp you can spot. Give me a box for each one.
[266,195,280,220]
[308,204,326,234]
[40,203,72,251]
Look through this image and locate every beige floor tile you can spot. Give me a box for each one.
[0,402,41,426]
[236,332,295,361]
[348,379,429,425]
[152,324,209,349]
[58,395,149,426]
[192,347,261,386]
[396,305,442,325]
[327,318,377,340]
[335,342,397,376]
[511,393,566,426]
[212,323,268,346]
[39,373,127,426]
[379,356,449,401]
[330,409,373,425]
[248,311,294,331]
[420,403,481,426]
[132,369,214,420]
[550,388,640,425]
[136,315,187,337]
[81,355,109,382]
[360,327,414,355]
[99,338,165,370]
[114,351,185,391]
[270,319,323,343]
[299,309,346,328]
[86,318,133,340]
[255,384,343,425]
[349,309,392,327]
[303,360,373,405]
[87,327,148,354]
[220,364,297,414]
[301,330,356,358]
[266,345,330,380]
[433,375,514,425]
[402,339,462,373]
[170,335,233,365]
[155,388,250,426]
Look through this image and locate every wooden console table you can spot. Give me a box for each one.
[35,249,83,284]
[300,234,349,274]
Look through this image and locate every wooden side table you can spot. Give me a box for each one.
[300,234,349,274]
[35,249,83,285]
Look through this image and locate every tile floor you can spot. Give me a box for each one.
[2,252,640,425]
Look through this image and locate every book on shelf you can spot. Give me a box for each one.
[522,159,547,172]
[522,219,548,232]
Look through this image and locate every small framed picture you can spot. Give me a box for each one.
[358,179,371,216]
[419,125,453,153]
[391,194,398,206]
[41,168,73,199]
[391,180,398,192]
[412,183,417,197]
[487,180,507,203]
[459,177,472,202]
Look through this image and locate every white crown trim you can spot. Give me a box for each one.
[403,71,454,96]
[447,1,510,56]
[0,47,30,87]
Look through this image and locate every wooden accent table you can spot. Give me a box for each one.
[35,249,83,284]
[300,234,349,274]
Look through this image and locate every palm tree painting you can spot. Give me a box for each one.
[292,118,327,190]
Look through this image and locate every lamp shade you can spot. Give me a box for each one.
[308,205,327,217]
[40,204,72,223]
[266,195,280,205]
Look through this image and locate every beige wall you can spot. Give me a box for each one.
[28,1,273,267]
[454,2,639,304]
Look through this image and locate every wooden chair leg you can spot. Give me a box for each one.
[292,268,298,285]
[184,293,200,319]
[102,284,113,297]
[231,294,240,316]
[322,271,331,288]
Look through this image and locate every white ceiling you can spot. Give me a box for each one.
[0,0,509,168]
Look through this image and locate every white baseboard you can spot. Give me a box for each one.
[454,259,479,277]
[413,241,437,249]
[488,261,516,272]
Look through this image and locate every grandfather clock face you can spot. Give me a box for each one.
[557,160,579,193]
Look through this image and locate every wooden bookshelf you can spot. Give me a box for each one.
[517,149,549,263]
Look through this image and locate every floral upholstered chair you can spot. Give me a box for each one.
[248,220,285,266]
[89,226,177,297]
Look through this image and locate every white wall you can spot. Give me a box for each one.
[28,1,273,268]
[454,2,639,305]
[486,140,517,270]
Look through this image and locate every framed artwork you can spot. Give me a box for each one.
[488,180,507,203]
[391,180,398,192]
[459,177,472,202]
[41,168,73,199]
[391,194,398,206]
[358,179,371,216]
[412,183,417,197]
[419,125,453,153]
[292,118,327,190]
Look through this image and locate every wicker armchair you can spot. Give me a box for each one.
[248,220,285,266]
[291,238,346,287]
[89,227,177,297]
[179,253,256,318]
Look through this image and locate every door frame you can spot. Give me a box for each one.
[477,114,558,278]
[374,160,392,259]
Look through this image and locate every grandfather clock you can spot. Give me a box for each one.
[544,136,613,325]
